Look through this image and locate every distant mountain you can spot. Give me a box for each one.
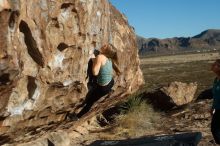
[193,29,220,39]
[138,29,220,55]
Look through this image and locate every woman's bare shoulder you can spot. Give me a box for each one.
[97,54,106,60]
[97,54,107,65]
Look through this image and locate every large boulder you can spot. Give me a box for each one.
[0,0,143,129]
[143,82,197,110]
[161,81,198,106]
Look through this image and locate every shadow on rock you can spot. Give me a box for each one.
[89,132,202,146]
[196,88,213,100]
[141,82,197,111]
[48,139,55,146]
[0,135,12,145]
[142,90,176,111]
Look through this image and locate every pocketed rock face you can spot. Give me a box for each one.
[0,0,143,129]
[161,82,197,106]
[143,82,197,111]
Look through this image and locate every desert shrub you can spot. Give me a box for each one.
[114,95,161,137]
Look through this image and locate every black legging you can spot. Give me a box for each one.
[77,79,114,118]
[211,109,220,144]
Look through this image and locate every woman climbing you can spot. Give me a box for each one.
[76,44,121,118]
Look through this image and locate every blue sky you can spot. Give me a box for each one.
[109,0,220,39]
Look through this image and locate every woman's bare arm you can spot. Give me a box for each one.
[92,55,102,76]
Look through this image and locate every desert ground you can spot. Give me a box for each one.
[141,52,219,93]
[139,51,220,145]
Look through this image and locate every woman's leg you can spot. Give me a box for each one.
[99,79,114,97]
[77,89,100,118]
[77,79,114,118]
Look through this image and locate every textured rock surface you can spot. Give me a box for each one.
[0,0,143,140]
[161,81,197,106]
[12,131,71,146]
[143,82,197,110]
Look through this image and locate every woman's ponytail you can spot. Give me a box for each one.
[101,44,121,75]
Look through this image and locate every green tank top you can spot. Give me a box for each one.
[97,59,113,86]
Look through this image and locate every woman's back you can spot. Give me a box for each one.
[97,55,113,86]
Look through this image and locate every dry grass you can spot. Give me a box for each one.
[112,96,161,138]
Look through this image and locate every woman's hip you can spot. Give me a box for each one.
[98,79,114,93]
